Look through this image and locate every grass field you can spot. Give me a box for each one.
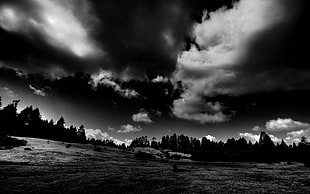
[1,137,309,193]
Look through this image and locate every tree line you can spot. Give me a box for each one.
[130,132,310,165]
[0,97,126,148]
[0,97,87,144]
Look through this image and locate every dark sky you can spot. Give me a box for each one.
[1,0,310,145]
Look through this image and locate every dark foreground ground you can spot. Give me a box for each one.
[0,137,309,193]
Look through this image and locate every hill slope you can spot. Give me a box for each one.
[0,137,309,193]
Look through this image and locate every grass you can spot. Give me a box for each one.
[0,137,309,193]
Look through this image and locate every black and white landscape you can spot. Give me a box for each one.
[1,0,310,193]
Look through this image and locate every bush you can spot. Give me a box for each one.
[0,136,27,149]
[135,151,156,159]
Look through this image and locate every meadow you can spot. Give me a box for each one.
[1,137,309,193]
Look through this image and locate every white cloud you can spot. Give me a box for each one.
[107,126,115,131]
[90,69,140,99]
[285,129,310,145]
[205,135,217,142]
[172,92,228,123]
[239,132,260,143]
[266,118,310,132]
[0,0,101,58]
[85,128,130,146]
[132,112,153,123]
[152,76,169,83]
[269,134,282,144]
[171,0,288,124]
[175,0,285,95]
[0,86,17,99]
[85,128,110,141]
[239,131,287,145]
[29,85,46,96]
[252,126,261,131]
[117,124,142,133]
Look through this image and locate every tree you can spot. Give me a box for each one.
[0,100,20,135]
[161,135,169,149]
[301,136,308,144]
[169,133,178,151]
[130,136,150,147]
[151,137,158,148]
[56,117,65,128]
[77,125,86,143]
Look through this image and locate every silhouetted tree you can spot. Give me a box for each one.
[151,137,158,148]
[130,136,149,147]
[169,133,178,151]
[0,100,19,136]
[301,136,308,144]
[77,125,86,143]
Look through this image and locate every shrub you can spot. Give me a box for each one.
[135,151,156,159]
[0,136,27,149]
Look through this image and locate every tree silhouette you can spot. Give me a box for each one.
[0,99,87,144]
[0,100,19,136]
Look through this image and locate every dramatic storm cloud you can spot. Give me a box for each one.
[0,0,196,78]
[0,0,102,74]
[172,0,310,123]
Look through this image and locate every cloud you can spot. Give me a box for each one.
[252,126,261,131]
[107,126,115,131]
[0,0,101,58]
[269,134,282,144]
[90,70,140,99]
[132,112,153,123]
[172,92,229,123]
[0,86,17,99]
[85,128,109,141]
[239,132,281,144]
[0,0,103,75]
[285,129,310,145]
[172,0,310,123]
[29,85,46,96]
[239,132,260,143]
[85,128,130,146]
[117,124,142,133]
[266,118,310,132]
[205,135,217,142]
[88,0,196,78]
[175,0,287,95]
[152,76,169,83]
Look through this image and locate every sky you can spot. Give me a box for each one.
[1,0,310,145]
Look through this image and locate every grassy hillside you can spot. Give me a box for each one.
[0,137,309,193]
